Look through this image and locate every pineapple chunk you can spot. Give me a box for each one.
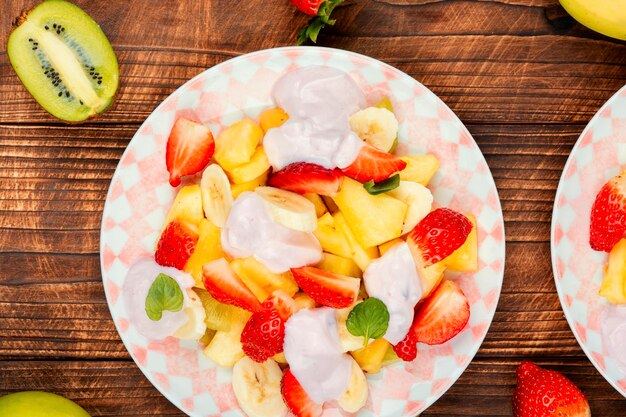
[231,257,299,302]
[226,146,270,184]
[272,352,288,364]
[304,193,328,218]
[164,185,204,228]
[351,338,390,374]
[375,97,394,112]
[194,288,250,332]
[293,292,317,310]
[231,171,268,199]
[333,212,380,271]
[214,118,263,170]
[204,319,247,367]
[380,345,400,367]
[322,195,339,214]
[198,328,217,346]
[332,177,407,248]
[419,262,446,299]
[317,253,362,278]
[260,107,289,132]
[445,214,478,272]
[599,239,626,304]
[378,238,404,256]
[399,154,440,186]
[314,213,353,259]
[185,219,223,288]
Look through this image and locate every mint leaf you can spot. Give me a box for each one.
[346,297,390,346]
[145,273,184,321]
[364,174,400,195]
[296,0,345,45]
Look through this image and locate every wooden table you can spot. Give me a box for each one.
[1,0,626,415]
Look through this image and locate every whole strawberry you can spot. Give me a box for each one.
[291,0,345,45]
[512,362,590,417]
[590,173,626,252]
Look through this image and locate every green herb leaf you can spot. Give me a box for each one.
[346,297,390,346]
[296,0,345,45]
[363,174,400,195]
[145,273,184,321]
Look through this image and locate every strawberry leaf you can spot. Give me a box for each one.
[364,173,400,195]
[296,0,344,45]
[346,297,390,346]
[145,273,184,321]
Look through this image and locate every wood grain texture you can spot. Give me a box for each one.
[1,0,626,415]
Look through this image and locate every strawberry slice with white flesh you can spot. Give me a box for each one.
[166,117,215,187]
[341,143,406,183]
[290,266,360,309]
[590,172,626,252]
[268,162,343,197]
[282,370,323,417]
[202,258,262,312]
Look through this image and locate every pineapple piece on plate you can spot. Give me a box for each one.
[231,257,299,302]
[399,154,440,186]
[333,211,380,271]
[184,219,223,288]
[378,238,404,256]
[164,184,204,228]
[231,171,268,199]
[445,214,478,272]
[317,252,362,278]
[599,238,626,304]
[259,107,288,132]
[351,338,390,374]
[314,212,353,259]
[226,146,270,184]
[214,118,263,170]
[304,193,328,218]
[204,318,247,367]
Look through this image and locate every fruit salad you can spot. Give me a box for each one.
[121,66,479,417]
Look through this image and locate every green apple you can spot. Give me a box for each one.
[0,391,91,417]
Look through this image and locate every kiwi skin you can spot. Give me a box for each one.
[7,0,119,123]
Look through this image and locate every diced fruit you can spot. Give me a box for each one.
[214,118,263,171]
[194,288,251,332]
[337,302,366,352]
[349,107,398,152]
[333,177,407,248]
[380,345,401,367]
[599,238,626,303]
[241,304,285,362]
[227,146,271,184]
[201,164,233,228]
[338,359,368,413]
[392,335,417,362]
[281,370,323,417]
[399,154,440,185]
[322,195,339,213]
[445,214,478,272]
[204,319,246,367]
[590,172,626,252]
[378,238,403,256]
[341,143,407,183]
[232,258,272,302]
[304,193,328,217]
[333,212,380,271]
[418,261,447,299]
[268,162,343,197]
[313,213,353,259]
[155,220,198,270]
[199,328,217,345]
[513,362,591,417]
[273,352,288,364]
[173,290,207,340]
[256,186,318,232]
[293,292,317,310]
[202,258,263,312]
[164,184,204,228]
[231,171,268,199]
[263,290,298,321]
[351,338,390,374]
[166,118,215,187]
[317,253,362,278]
[387,181,433,234]
[260,107,289,132]
[231,257,299,301]
[291,266,360,308]
[375,97,394,112]
[232,357,288,417]
[408,208,472,267]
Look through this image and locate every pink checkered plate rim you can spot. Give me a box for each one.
[551,85,626,398]
[100,46,505,417]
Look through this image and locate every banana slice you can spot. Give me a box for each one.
[387,181,433,234]
[232,357,288,417]
[255,186,317,232]
[349,107,399,152]
[338,358,369,413]
[173,289,207,340]
[201,164,233,228]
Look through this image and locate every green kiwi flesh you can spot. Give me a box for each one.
[7,0,119,122]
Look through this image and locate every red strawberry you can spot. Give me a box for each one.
[241,306,285,362]
[202,258,262,312]
[290,266,360,308]
[341,143,407,183]
[263,290,299,320]
[407,208,472,267]
[590,173,626,251]
[392,335,418,361]
[291,0,325,16]
[166,117,214,187]
[282,370,323,417]
[154,220,198,270]
[512,362,590,417]
[268,162,343,197]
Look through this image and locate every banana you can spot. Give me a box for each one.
[337,303,366,352]
[387,181,433,234]
[560,0,626,41]
[201,164,233,228]
[255,186,317,232]
[349,107,398,152]
[338,358,369,413]
[173,289,207,340]
[232,357,288,417]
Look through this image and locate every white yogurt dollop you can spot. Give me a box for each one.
[122,257,196,340]
[221,192,322,273]
[284,308,353,403]
[264,66,366,171]
[363,242,423,344]
[601,304,626,373]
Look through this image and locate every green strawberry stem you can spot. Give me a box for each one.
[297,0,345,45]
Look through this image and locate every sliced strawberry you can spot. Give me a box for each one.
[241,306,285,362]
[154,220,198,270]
[282,370,323,417]
[513,362,590,417]
[341,143,406,183]
[590,173,626,252]
[392,335,418,362]
[268,162,343,197]
[202,258,262,312]
[166,117,214,187]
[407,208,472,267]
[290,266,360,308]
[263,290,299,321]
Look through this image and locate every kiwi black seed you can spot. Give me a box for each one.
[7,0,119,122]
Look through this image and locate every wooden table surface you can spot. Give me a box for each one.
[1,0,626,415]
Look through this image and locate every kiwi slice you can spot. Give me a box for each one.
[7,0,119,122]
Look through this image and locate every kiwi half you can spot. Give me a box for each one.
[7,0,119,122]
